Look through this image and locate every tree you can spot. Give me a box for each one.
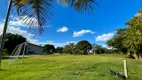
[43,44,55,54]
[0,0,98,69]
[56,47,63,54]
[123,9,142,59]
[74,40,92,55]
[106,28,128,54]
[92,44,110,54]
[63,43,75,54]
[2,49,8,57]
[0,33,26,55]
[106,9,142,59]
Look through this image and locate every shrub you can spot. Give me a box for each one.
[2,49,8,57]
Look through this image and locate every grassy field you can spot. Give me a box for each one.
[0,54,142,80]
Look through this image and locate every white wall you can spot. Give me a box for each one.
[26,43,43,54]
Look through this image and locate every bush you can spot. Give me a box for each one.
[56,47,63,54]
[73,49,80,55]
[2,49,8,57]
[63,43,75,54]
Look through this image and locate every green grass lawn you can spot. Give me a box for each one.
[0,54,142,80]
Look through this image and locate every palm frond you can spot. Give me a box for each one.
[13,0,54,35]
[12,0,98,35]
[58,0,98,14]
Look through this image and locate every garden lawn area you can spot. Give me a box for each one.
[0,54,142,80]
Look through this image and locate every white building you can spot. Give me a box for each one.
[26,43,43,54]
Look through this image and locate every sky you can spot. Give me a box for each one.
[0,0,142,47]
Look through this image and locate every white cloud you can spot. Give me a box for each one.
[45,40,78,48]
[102,45,113,49]
[95,33,114,42]
[36,41,71,47]
[0,19,43,46]
[0,15,52,47]
[39,40,79,47]
[65,41,78,44]
[0,21,78,47]
[0,23,77,48]
[9,15,38,27]
[9,20,26,27]
[0,16,77,48]
[73,30,95,37]
[0,24,52,47]
[49,42,66,47]
[57,26,68,32]
[0,23,37,42]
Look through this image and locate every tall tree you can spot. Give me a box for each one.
[106,9,142,59]
[1,33,26,54]
[43,44,55,54]
[0,0,98,69]
[56,47,63,54]
[63,42,75,54]
[123,9,142,59]
[74,40,92,55]
[92,44,109,54]
[106,28,128,54]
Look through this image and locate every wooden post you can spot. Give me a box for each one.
[123,60,128,78]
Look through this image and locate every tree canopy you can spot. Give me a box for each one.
[92,44,110,54]
[123,9,142,53]
[56,47,63,54]
[0,33,26,54]
[106,28,127,54]
[63,43,75,54]
[74,40,92,55]
[43,44,55,54]
[106,9,142,59]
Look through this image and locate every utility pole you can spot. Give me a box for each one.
[0,0,12,69]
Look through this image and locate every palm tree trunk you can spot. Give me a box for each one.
[0,0,12,69]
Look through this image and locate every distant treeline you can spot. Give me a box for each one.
[43,40,114,55]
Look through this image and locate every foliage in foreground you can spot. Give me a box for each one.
[12,0,98,34]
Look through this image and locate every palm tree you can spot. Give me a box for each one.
[0,0,98,69]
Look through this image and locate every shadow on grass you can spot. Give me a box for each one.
[0,69,9,71]
[2,57,9,59]
[2,56,31,59]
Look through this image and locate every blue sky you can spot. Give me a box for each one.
[0,0,142,47]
